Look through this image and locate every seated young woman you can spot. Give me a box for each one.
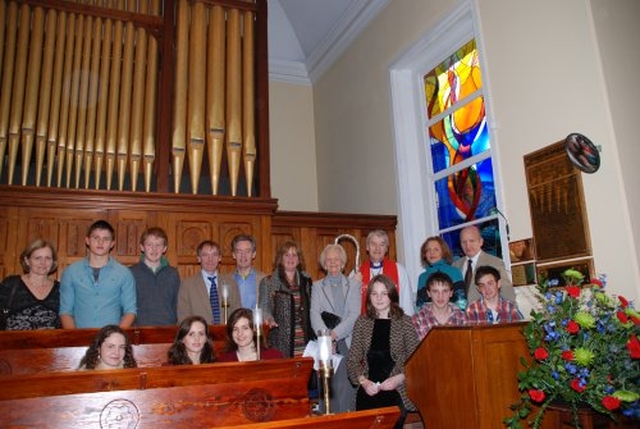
[167,315,216,365]
[78,325,137,370]
[218,307,282,362]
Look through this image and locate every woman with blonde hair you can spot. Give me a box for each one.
[1,239,60,330]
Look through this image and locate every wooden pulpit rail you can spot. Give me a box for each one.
[0,358,313,428]
[216,406,401,429]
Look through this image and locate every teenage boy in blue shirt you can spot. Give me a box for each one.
[60,220,137,328]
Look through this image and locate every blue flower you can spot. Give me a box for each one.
[554,291,563,304]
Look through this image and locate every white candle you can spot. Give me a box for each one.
[318,333,331,362]
[253,307,262,327]
[222,283,229,301]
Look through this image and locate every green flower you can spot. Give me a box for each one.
[573,347,595,366]
[574,311,596,329]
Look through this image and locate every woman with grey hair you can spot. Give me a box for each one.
[310,243,362,413]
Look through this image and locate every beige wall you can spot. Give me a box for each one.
[589,0,640,294]
[269,81,318,211]
[302,0,640,299]
[313,0,454,216]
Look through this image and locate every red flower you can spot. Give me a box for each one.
[528,389,546,403]
[631,315,640,326]
[570,379,586,393]
[619,296,629,309]
[590,278,603,288]
[566,320,580,334]
[534,347,549,360]
[566,286,581,298]
[628,335,640,359]
[617,311,629,324]
[562,350,575,361]
[602,396,621,411]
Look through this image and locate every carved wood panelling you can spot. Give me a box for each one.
[0,189,397,286]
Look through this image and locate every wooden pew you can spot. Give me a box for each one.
[0,325,228,376]
[218,406,401,429]
[0,325,227,348]
[0,358,314,428]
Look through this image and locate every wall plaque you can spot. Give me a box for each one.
[524,141,592,262]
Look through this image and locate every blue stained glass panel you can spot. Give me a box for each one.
[434,158,496,229]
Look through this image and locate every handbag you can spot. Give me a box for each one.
[321,311,341,330]
[0,281,18,331]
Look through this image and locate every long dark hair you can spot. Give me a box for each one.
[273,241,306,281]
[224,308,268,352]
[365,274,404,320]
[167,316,215,365]
[79,325,137,369]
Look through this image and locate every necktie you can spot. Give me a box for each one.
[208,276,221,324]
[464,259,473,292]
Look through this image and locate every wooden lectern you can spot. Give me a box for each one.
[405,322,529,429]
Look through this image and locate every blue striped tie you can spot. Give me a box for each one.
[208,276,221,324]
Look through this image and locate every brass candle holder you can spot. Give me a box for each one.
[317,330,333,415]
[222,283,229,323]
[253,307,262,360]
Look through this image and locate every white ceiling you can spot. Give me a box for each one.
[267,0,389,85]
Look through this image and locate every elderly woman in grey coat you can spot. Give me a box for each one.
[310,243,361,413]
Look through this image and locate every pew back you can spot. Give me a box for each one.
[217,406,401,429]
[0,357,314,428]
[0,326,227,376]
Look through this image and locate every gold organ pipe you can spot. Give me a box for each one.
[7,3,31,185]
[128,0,149,192]
[117,1,137,191]
[226,8,242,196]
[21,6,46,186]
[105,2,125,190]
[56,11,76,187]
[73,14,94,188]
[47,11,67,187]
[36,9,58,188]
[207,5,225,195]
[242,10,256,197]
[0,1,18,180]
[172,0,189,193]
[83,14,103,189]
[187,1,206,195]
[143,0,161,192]
[64,13,85,188]
[0,0,6,75]
[94,16,113,189]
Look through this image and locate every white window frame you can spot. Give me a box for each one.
[389,0,508,282]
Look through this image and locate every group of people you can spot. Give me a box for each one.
[79,307,282,370]
[0,222,523,428]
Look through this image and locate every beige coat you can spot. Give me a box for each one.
[177,272,240,324]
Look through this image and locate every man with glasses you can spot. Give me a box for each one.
[230,234,265,309]
[178,240,240,325]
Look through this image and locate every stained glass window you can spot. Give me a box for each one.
[424,39,502,258]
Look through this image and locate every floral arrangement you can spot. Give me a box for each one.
[505,269,640,428]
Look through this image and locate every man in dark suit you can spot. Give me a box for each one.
[177,240,240,325]
[453,225,516,305]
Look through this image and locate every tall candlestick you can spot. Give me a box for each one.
[253,307,262,360]
[221,283,229,323]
